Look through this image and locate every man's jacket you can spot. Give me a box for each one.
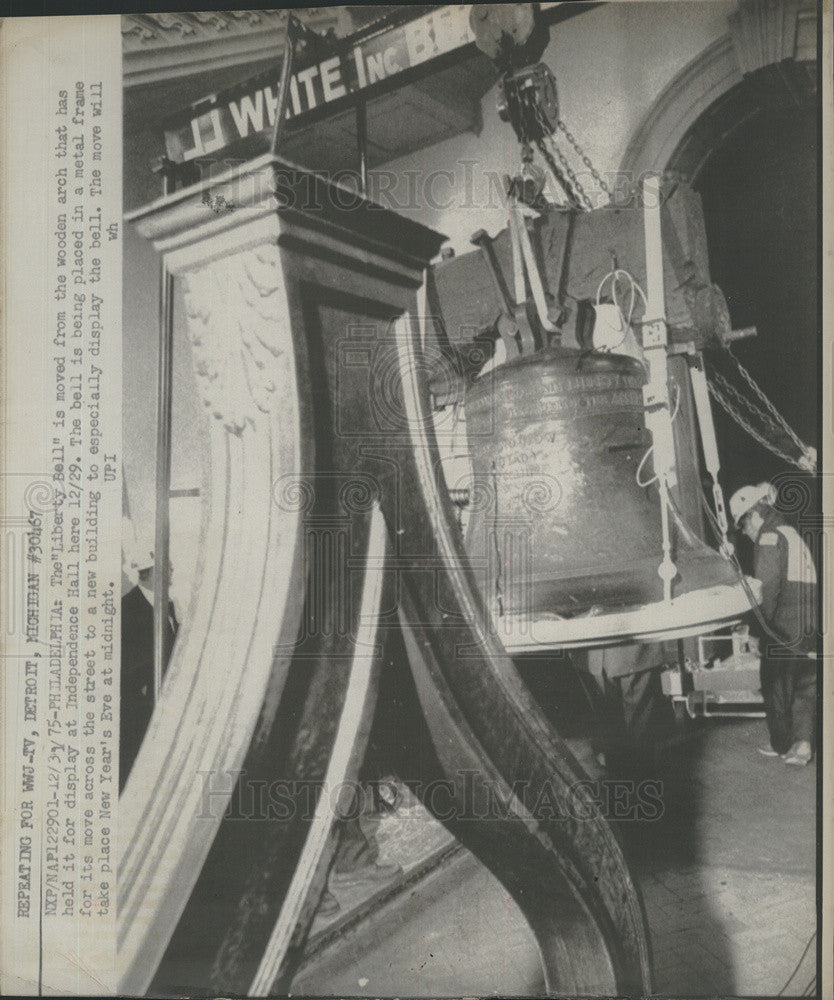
[753,508,817,654]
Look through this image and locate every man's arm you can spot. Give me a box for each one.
[754,530,784,623]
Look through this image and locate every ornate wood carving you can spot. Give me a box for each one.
[729,0,802,75]
[122,9,348,89]
[183,247,290,434]
[118,222,308,992]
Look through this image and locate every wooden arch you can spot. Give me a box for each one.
[119,156,653,996]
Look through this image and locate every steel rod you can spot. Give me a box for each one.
[356,100,368,196]
[270,15,300,156]
[153,263,174,702]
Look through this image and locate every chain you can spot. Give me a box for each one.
[556,119,612,198]
[708,380,798,467]
[528,105,613,211]
[535,138,583,209]
[529,104,584,209]
[706,376,812,471]
[710,332,811,458]
[708,370,781,427]
[535,107,591,208]
[706,357,816,469]
[543,136,593,210]
[728,351,810,457]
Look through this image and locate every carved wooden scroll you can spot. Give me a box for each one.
[122,155,652,996]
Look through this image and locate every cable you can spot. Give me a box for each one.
[635,443,657,488]
[777,930,816,995]
[635,384,681,488]
[593,268,649,353]
[611,270,648,330]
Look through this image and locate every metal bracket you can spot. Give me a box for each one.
[641,318,668,349]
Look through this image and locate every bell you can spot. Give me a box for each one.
[462,347,748,643]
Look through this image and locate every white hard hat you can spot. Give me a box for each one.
[124,535,155,573]
[729,482,773,527]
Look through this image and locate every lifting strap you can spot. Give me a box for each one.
[508,197,559,337]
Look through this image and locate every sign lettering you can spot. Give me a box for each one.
[163,5,476,164]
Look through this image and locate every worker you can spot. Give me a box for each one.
[576,641,676,773]
[730,482,818,766]
[120,540,178,791]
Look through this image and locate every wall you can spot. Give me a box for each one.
[374,1,735,252]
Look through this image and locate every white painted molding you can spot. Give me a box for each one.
[621,0,817,178]
[118,227,307,993]
[123,9,350,89]
[621,36,743,180]
[728,0,801,75]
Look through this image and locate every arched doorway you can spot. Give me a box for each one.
[660,63,819,570]
[674,91,818,495]
[622,29,818,500]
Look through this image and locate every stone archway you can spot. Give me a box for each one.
[619,0,817,182]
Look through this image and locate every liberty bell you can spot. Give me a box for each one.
[463,346,738,626]
[430,180,757,646]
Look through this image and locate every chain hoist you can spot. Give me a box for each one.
[496,60,611,212]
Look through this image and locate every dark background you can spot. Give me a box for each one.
[698,102,819,499]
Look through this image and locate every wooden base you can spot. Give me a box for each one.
[123,156,653,997]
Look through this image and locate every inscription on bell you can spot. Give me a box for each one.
[539,371,644,394]
[518,388,644,420]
